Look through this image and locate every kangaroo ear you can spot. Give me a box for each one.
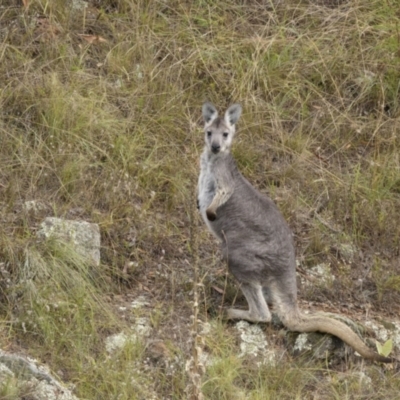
[224,104,242,127]
[202,102,218,124]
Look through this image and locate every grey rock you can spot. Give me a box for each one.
[286,315,400,361]
[288,331,344,360]
[23,200,47,214]
[235,321,276,365]
[0,350,79,400]
[105,317,152,354]
[337,243,357,262]
[37,217,100,266]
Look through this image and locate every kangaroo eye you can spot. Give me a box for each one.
[223,132,229,138]
[207,131,212,137]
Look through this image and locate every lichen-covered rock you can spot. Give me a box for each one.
[284,314,355,361]
[29,378,79,400]
[236,321,268,358]
[106,317,152,354]
[23,200,47,214]
[286,315,400,362]
[287,331,345,361]
[0,350,79,400]
[301,263,335,288]
[365,319,400,349]
[235,321,276,365]
[37,217,100,266]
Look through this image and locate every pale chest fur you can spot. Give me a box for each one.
[198,150,217,231]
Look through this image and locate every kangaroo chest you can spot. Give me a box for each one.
[198,151,216,211]
[198,150,222,236]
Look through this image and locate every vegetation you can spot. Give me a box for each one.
[1,0,400,398]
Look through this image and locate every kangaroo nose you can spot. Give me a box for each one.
[211,144,220,153]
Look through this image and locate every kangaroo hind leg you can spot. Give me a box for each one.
[227,282,272,323]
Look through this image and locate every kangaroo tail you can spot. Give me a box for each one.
[281,311,393,363]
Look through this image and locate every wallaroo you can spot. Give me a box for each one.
[197,102,393,363]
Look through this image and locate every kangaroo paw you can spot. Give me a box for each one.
[206,208,217,221]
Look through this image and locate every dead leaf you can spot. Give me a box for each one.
[22,0,30,7]
[212,285,225,294]
[142,285,152,293]
[79,34,108,44]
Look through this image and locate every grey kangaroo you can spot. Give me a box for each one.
[198,102,392,363]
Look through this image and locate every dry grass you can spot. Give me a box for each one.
[1,0,400,398]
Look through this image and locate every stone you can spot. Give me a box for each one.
[105,318,152,354]
[37,217,100,266]
[289,331,343,360]
[23,200,47,214]
[309,263,334,286]
[0,350,79,400]
[235,321,276,365]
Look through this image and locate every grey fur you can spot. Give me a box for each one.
[197,102,392,363]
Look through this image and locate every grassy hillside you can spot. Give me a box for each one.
[1,0,400,398]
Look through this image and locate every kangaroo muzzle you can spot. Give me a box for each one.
[211,143,221,153]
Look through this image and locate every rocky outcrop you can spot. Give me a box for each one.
[37,217,101,266]
[0,350,79,400]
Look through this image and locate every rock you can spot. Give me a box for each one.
[235,321,268,358]
[287,316,400,361]
[105,332,137,353]
[131,296,150,309]
[285,314,354,361]
[337,243,357,262]
[0,350,79,400]
[37,217,100,266]
[71,0,88,11]
[23,200,47,214]
[365,319,400,350]
[235,321,276,365]
[132,317,152,339]
[288,331,344,361]
[309,263,334,286]
[105,317,152,354]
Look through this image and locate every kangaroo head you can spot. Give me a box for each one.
[202,102,242,155]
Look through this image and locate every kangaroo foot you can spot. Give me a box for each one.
[226,308,271,323]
